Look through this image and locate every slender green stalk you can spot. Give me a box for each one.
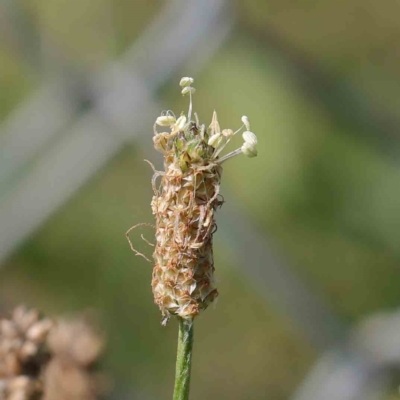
[173,317,194,400]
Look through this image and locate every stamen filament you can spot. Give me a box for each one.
[233,124,245,136]
[188,90,193,121]
[213,124,245,158]
[216,148,242,164]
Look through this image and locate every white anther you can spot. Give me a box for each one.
[175,115,187,131]
[222,129,233,138]
[241,142,257,158]
[179,77,194,87]
[208,133,222,148]
[181,86,196,96]
[241,116,251,130]
[242,131,258,146]
[156,115,176,126]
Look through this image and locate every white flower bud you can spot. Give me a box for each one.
[208,133,224,148]
[175,115,187,131]
[242,130,258,146]
[181,86,196,96]
[222,129,233,138]
[179,77,194,87]
[156,115,176,126]
[241,142,257,158]
[241,116,251,130]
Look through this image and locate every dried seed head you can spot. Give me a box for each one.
[43,313,106,400]
[47,315,104,368]
[0,306,53,380]
[146,78,257,323]
[3,376,42,400]
[0,307,108,400]
[0,307,53,400]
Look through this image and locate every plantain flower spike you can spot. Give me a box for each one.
[150,77,257,324]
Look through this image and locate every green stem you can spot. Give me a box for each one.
[173,317,194,400]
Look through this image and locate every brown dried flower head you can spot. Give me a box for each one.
[0,307,107,400]
[0,306,53,379]
[129,78,257,324]
[43,314,106,400]
[0,306,53,400]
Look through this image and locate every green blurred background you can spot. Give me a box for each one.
[1,0,400,399]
